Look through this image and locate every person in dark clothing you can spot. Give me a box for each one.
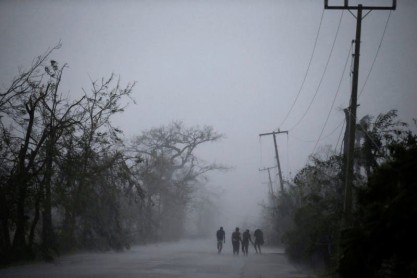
[254,228,264,254]
[241,229,254,256]
[216,227,226,254]
[231,227,242,255]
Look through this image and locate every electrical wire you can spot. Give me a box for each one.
[288,10,345,131]
[259,136,263,168]
[278,9,325,128]
[359,11,392,98]
[312,43,353,154]
[335,119,346,155]
[337,11,392,158]
[291,119,344,143]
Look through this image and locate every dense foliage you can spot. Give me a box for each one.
[282,150,344,268]
[339,134,417,277]
[266,110,416,276]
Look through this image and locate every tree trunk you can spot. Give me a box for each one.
[12,176,29,260]
[41,152,56,260]
[0,186,12,263]
[28,186,41,250]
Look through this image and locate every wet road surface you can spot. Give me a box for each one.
[0,239,315,277]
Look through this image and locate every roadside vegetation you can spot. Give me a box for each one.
[264,109,417,277]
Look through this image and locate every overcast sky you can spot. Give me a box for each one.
[1,0,416,230]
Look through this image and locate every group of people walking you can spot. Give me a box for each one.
[216,227,264,255]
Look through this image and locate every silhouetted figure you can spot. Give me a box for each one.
[254,228,264,254]
[231,227,242,255]
[242,229,254,256]
[216,227,226,254]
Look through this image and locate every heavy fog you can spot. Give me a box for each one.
[1,0,415,231]
[1,0,416,276]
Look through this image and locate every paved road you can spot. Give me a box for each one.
[0,239,314,277]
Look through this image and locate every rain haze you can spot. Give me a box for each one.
[0,0,416,276]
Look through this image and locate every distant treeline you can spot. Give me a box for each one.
[0,45,224,264]
[263,110,417,277]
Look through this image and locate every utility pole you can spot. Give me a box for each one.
[325,0,396,223]
[259,166,278,195]
[259,130,288,192]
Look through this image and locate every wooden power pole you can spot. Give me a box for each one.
[259,130,288,192]
[259,166,278,195]
[324,0,396,223]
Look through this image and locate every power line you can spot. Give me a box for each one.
[335,11,392,163]
[359,10,392,98]
[290,119,344,143]
[335,119,346,154]
[289,10,345,131]
[259,136,264,168]
[336,39,353,156]
[278,9,325,128]
[325,1,396,222]
[312,43,353,154]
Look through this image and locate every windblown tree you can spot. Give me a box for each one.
[0,44,85,261]
[282,147,344,267]
[32,57,87,260]
[131,122,225,241]
[0,45,141,263]
[338,123,417,277]
[274,111,415,274]
[55,74,140,252]
[355,109,408,178]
